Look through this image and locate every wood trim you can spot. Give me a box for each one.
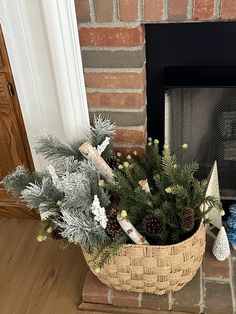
[41,0,90,140]
[78,303,186,313]
[0,25,34,172]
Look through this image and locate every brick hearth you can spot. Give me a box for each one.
[75,0,236,154]
[78,232,235,313]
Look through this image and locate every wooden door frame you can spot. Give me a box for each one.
[0,0,90,171]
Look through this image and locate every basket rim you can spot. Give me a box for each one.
[118,220,205,250]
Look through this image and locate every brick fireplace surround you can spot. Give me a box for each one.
[75,0,236,313]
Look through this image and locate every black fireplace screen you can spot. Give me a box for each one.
[166,88,236,199]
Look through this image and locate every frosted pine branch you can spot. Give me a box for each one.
[96,137,110,155]
[91,115,115,146]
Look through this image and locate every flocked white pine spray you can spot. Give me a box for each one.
[96,137,110,155]
[91,195,108,229]
[47,165,61,189]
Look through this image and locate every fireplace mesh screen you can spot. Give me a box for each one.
[166,88,236,200]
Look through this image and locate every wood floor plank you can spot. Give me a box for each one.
[0,217,88,314]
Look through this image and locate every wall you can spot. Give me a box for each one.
[75,0,236,153]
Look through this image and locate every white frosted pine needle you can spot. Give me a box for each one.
[96,137,110,155]
[47,165,61,188]
[91,195,108,229]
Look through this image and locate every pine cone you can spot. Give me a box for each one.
[142,213,165,235]
[105,205,122,237]
[180,207,195,232]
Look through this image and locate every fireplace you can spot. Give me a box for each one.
[146,22,236,203]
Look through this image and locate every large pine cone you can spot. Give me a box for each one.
[105,205,122,237]
[180,207,195,232]
[142,213,165,235]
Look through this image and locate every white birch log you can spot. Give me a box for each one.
[138,179,150,193]
[117,213,149,245]
[79,141,114,183]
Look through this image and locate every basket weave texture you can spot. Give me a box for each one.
[84,223,206,295]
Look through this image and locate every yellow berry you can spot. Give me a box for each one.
[123,161,129,168]
[163,144,169,150]
[182,143,188,149]
[165,187,172,193]
[98,179,105,187]
[95,267,101,273]
[133,151,138,156]
[154,139,159,144]
[126,155,132,160]
[120,210,127,218]
[148,137,152,141]
[118,164,124,170]
[116,152,122,157]
[147,142,152,146]
[37,234,47,242]
[47,227,53,234]
[219,209,225,216]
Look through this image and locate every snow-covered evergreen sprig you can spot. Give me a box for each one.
[91,115,115,146]
[47,165,61,188]
[96,137,110,155]
[91,195,108,229]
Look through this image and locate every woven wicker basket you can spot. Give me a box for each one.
[83,222,206,295]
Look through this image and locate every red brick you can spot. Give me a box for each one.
[202,235,230,279]
[82,271,110,304]
[84,69,146,89]
[75,0,90,23]
[143,0,163,22]
[94,0,113,22]
[141,293,169,310]
[194,0,214,20]
[79,26,145,47]
[114,125,146,145]
[221,0,236,20]
[119,0,139,22]
[113,146,145,156]
[87,92,145,109]
[112,290,140,307]
[168,0,188,21]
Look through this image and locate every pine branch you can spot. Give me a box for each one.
[91,115,116,147]
[34,133,80,161]
[57,209,108,252]
[1,166,43,197]
[92,233,128,267]
[21,177,63,210]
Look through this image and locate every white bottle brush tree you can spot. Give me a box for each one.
[212,226,230,261]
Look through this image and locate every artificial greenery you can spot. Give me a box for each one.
[1,118,223,267]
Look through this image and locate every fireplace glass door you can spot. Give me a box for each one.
[165,87,236,200]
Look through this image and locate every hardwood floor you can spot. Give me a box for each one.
[0,217,88,314]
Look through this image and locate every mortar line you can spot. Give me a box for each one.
[138,0,143,22]
[79,21,141,27]
[86,87,145,93]
[229,253,236,313]
[88,0,95,22]
[187,0,194,20]
[80,45,145,51]
[138,292,143,307]
[113,0,118,21]
[168,291,173,310]
[213,0,221,19]
[199,265,205,314]
[89,107,146,113]
[163,0,169,21]
[83,66,145,73]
